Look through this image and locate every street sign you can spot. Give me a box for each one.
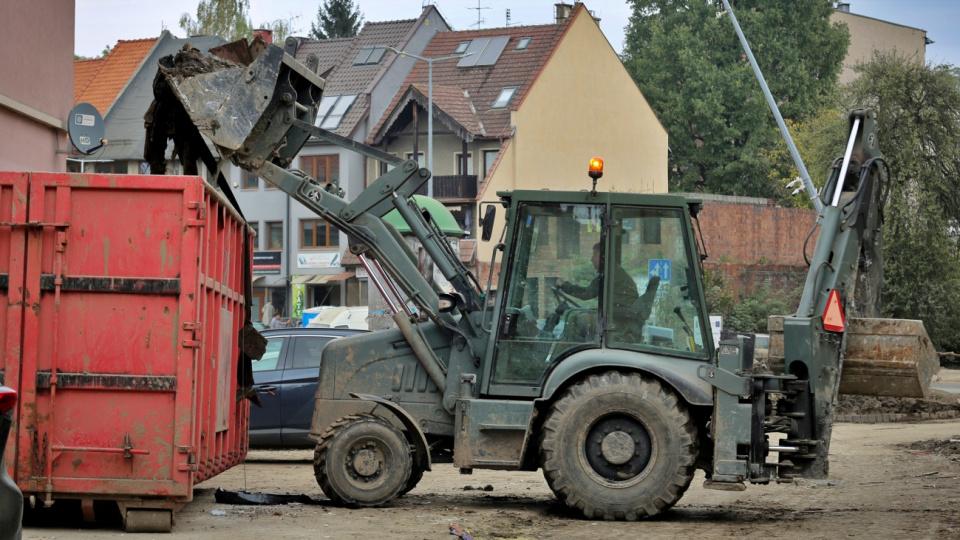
[649,259,671,282]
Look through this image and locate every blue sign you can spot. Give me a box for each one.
[649,259,671,282]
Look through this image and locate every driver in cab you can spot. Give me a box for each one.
[556,242,639,308]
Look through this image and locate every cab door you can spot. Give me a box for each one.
[488,203,605,396]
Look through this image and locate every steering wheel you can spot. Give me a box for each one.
[551,286,581,309]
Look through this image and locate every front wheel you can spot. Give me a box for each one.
[314,414,412,507]
[540,371,698,520]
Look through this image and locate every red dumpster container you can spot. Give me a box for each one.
[0,172,252,531]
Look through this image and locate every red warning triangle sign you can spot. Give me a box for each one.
[823,289,846,332]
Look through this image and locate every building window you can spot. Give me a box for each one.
[516,37,531,50]
[301,219,339,248]
[492,86,518,109]
[301,155,340,184]
[266,221,283,250]
[249,222,260,248]
[483,149,499,179]
[95,161,124,174]
[455,41,470,54]
[455,152,473,175]
[67,161,82,173]
[405,152,425,167]
[243,169,259,190]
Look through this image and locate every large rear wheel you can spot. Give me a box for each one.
[540,371,698,520]
[314,414,412,507]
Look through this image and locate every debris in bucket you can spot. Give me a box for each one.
[450,524,474,540]
[214,487,324,505]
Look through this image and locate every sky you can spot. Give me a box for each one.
[75,0,960,68]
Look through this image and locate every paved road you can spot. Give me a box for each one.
[932,382,960,394]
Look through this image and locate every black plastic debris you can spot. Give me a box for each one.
[214,487,323,505]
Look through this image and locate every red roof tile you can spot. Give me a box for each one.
[74,37,157,114]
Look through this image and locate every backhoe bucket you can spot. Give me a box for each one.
[768,316,939,398]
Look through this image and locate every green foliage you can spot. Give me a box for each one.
[180,0,253,41]
[310,0,363,39]
[764,106,847,208]
[704,268,800,334]
[622,0,848,197]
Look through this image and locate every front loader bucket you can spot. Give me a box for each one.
[768,316,939,398]
[159,40,324,169]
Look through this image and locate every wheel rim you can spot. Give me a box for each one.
[344,439,388,487]
[583,413,652,483]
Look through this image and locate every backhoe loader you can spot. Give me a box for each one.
[157,39,937,520]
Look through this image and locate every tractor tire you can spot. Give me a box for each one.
[540,371,698,520]
[314,414,412,507]
[399,461,424,496]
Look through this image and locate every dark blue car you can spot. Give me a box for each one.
[250,328,367,448]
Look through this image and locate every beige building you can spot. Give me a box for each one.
[0,0,74,172]
[369,3,668,264]
[832,3,929,84]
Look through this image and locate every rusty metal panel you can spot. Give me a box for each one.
[2,172,250,513]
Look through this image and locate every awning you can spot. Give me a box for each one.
[293,272,356,285]
[327,271,356,282]
[251,275,266,285]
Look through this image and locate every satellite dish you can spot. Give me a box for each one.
[67,102,105,155]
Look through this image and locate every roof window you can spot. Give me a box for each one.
[492,86,518,109]
[353,46,386,66]
[516,37,531,50]
[455,41,470,54]
[315,94,358,129]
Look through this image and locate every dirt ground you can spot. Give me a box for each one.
[20,371,960,540]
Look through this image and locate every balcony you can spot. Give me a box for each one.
[415,175,478,200]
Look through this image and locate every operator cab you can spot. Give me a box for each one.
[485,159,711,392]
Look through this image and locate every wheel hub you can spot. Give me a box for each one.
[347,444,383,480]
[600,431,636,465]
[585,415,652,482]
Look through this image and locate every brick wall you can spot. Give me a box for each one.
[692,194,817,296]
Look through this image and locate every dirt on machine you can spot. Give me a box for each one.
[158,36,937,521]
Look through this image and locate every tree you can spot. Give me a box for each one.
[310,0,363,40]
[622,0,848,197]
[843,52,960,352]
[180,0,253,42]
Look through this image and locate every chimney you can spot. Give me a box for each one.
[253,29,273,45]
[837,3,850,13]
[555,3,573,24]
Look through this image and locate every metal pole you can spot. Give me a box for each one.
[428,60,434,197]
[720,0,824,214]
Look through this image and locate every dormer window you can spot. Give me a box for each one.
[455,41,470,54]
[492,86,518,109]
[516,37,531,50]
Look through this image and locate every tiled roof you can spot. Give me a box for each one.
[293,37,354,78]
[73,58,105,103]
[369,17,572,145]
[74,37,157,114]
[296,17,422,138]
